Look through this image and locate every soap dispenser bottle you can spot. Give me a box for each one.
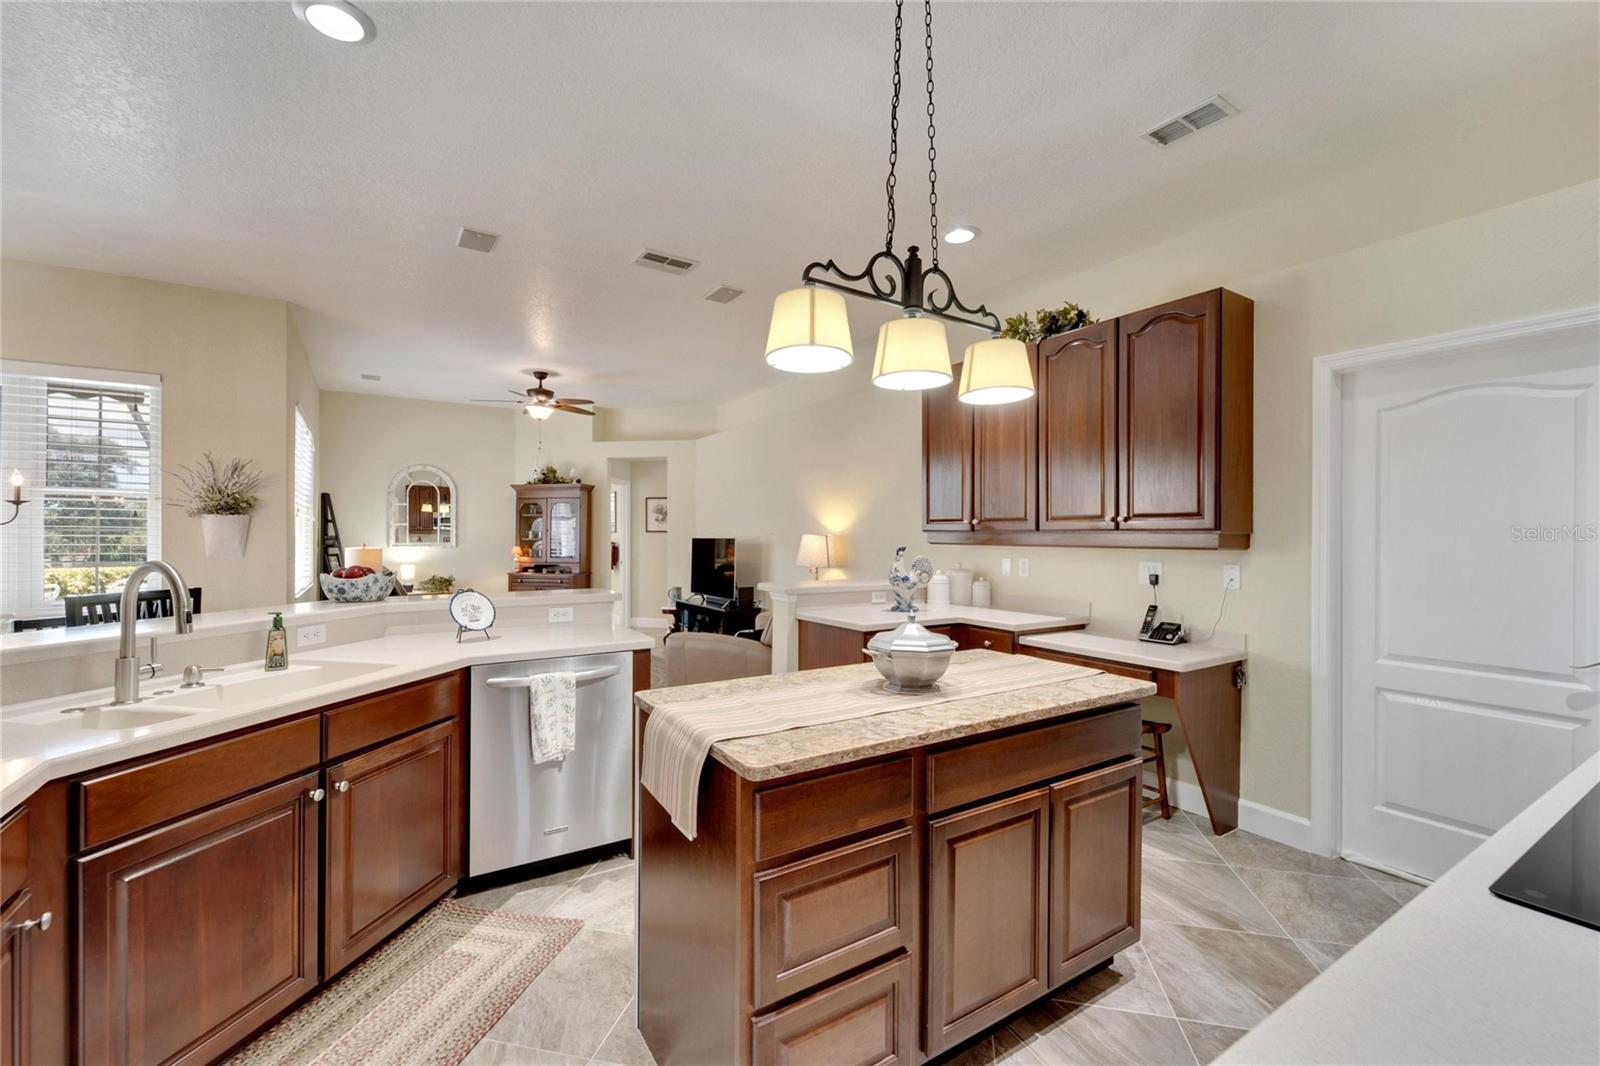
[264,612,288,671]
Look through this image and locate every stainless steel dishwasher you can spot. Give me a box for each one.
[468,651,634,877]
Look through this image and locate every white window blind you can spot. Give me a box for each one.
[294,406,316,596]
[0,363,162,618]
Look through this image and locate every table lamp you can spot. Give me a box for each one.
[796,533,831,580]
[344,545,383,570]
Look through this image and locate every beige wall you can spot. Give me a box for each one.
[694,178,1600,819]
[630,460,670,615]
[0,259,298,611]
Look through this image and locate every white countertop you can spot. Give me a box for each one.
[1,621,653,816]
[1222,753,1600,1065]
[796,602,1087,634]
[1020,626,1247,672]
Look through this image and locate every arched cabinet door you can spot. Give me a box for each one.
[1039,322,1118,531]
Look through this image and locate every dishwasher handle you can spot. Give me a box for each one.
[485,664,620,688]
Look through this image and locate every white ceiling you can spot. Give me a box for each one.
[3,2,1595,407]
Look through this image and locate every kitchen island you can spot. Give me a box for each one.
[634,651,1156,1066]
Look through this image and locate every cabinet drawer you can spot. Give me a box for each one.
[754,758,913,863]
[0,806,28,905]
[754,829,915,1008]
[324,673,463,760]
[751,953,913,1066]
[76,716,321,850]
[926,705,1140,814]
[958,626,1014,653]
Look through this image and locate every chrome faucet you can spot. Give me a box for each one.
[111,560,193,705]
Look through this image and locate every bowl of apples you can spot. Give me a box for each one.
[319,565,394,602]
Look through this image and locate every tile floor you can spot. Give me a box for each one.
[457,810,1426,1066]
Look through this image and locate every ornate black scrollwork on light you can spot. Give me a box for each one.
[800,246,1000,334]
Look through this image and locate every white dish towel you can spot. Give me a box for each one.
[528,671,578,764]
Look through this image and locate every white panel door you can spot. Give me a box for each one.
[1341,321,1599,879]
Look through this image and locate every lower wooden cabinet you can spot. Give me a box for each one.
[76,771,322,1065]
[751,953,914,1066]
[924,789,1050,1056]
[1,891,33,1066]
[1049,759,1142,986]
[324,718,462,977]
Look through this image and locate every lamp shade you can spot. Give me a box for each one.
[345,545,383,570]
[765,288,854,373]
[525,403,555,421]
[871,315,952,391]
[398,563,416,583]
[959,338,1035,405]
[796,533,831,571]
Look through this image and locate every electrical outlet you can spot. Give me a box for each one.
[1001,557,1012,577]
[1222,564,1241,591]
[1138,561,1163,586]
[1017,557,1030,578]
[297,624,326,647]
[547,606,575,623]
[870,591,887,604]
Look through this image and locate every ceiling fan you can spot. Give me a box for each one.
[471,370,595,420]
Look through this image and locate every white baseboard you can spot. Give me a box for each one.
[1150,772,1319,854]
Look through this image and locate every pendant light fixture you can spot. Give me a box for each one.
[764,0,1031,404]
[958,336,1033,405]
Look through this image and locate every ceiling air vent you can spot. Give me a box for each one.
[1143,95,1238,147]
[634,249,699,275]
[703,285,744,304]
[456,227,499,252]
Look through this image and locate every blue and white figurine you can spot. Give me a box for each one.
[888,546,934,613]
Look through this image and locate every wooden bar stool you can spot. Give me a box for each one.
[1141,720,1172,819]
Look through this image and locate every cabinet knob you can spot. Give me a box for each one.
[307,788,326,802]
[334,780,350,793]
[13,912,53,934]
[982,640,993,649]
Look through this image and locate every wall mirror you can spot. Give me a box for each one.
[389,465,457,547]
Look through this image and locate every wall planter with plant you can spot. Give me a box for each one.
[170,454,263,560]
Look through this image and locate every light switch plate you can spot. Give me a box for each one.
[1222,564,1241,591]
[547,606,575,623]
[1001,558,1012,577]
[870,591,887,604]
[298,624,326,647]
[1138,561,1163,586]
[1018,558,1031,578]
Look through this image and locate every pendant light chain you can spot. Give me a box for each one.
[924,0,938,266]
[884,0,903,253]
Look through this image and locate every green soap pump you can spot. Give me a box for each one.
[264,612,288,671]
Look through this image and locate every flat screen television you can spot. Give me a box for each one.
[690,537,737,602]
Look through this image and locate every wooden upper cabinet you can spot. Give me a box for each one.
[77,772,321,1066]
[323,719,462,978]
[922,370,974,532]
[1038,322,1118,531]
[973,349,1039,532]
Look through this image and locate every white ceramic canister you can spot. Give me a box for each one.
[927,570,951,606]
[971,576,992,607]
[947,562,973,606]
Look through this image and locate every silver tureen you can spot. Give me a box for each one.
[864,612,958,693]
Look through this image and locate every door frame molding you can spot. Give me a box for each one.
[1309,305,1600,857]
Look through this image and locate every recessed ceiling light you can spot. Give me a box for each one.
[943,225,980,245]
[292,1,375,44]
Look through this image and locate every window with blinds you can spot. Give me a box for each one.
[294,407,316,596]
[0,363,162,618]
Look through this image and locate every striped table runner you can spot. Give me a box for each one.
[641,655,1103,839]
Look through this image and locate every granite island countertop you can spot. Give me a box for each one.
[635,650,1155,781]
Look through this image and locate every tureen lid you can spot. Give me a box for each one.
[867,612,958,655]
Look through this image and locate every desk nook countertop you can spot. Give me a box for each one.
[635,655,1155,1066]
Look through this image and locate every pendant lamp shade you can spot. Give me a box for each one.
[765,288,854,373]
[958,338,1035,405]
[525,403,555,420]
[871,315,952,391]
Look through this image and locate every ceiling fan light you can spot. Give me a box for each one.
[765,288,854,373]
[872,315,952,391]
[958,337,1035,405]
[525,403,555,421]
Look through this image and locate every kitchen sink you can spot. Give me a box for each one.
[147,659,390,709]
[9,706,201,731]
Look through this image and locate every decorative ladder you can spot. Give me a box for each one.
[319,493,344,576]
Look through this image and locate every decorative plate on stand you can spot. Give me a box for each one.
[448,589,496,642]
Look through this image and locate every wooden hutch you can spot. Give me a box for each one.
[508,482,594,590]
